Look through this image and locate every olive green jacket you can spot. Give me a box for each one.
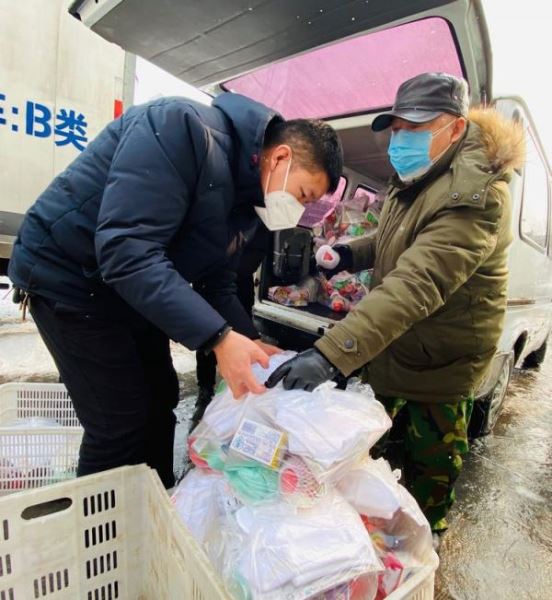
[316,109,525,403]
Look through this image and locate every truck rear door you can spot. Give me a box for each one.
[69,0,491,106]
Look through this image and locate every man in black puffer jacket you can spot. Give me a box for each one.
[9,92,342,487]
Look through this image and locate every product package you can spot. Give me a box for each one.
[268,277,320,307]
[312,191,380,250]
[318,270,372,313]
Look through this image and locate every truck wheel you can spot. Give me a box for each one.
[469,352,514,438]
[522,340,547,369]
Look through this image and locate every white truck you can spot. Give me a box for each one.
[71,0,552,438]
[0,0,134,274]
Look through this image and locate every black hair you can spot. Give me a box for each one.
[263,119,343,193]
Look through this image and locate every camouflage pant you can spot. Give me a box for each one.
[374,396,474,532]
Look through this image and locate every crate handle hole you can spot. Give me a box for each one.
[21,497,73,520]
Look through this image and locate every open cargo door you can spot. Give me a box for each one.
[69,0,492,111]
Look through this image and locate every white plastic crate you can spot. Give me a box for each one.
[0,464,232,599]
[0,461,437,600]
[0,383,83,495]
[0,383,79,427]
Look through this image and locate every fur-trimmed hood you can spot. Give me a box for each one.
[448,106,526,199]
[468,107,526,173]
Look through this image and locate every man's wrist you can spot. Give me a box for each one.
[201,325,233,354]
[315,347,339,374]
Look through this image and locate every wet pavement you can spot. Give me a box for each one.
[173,374,200,480]
[435,355,552,599]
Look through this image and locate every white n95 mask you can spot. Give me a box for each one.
[255,159,305,231]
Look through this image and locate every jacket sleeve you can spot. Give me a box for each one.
[95,104,227,350]
[194,267,259,340]
[344,230,378,271]
[316,184,506,375]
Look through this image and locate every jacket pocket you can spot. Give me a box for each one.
[390,327,432,369]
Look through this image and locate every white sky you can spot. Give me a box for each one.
[135,0,552,166]
[134,57,211,106]
[483,0,552,164]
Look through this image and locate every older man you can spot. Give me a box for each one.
[268,72,525,532]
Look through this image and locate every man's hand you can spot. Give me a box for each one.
[254,339,282,357]
[265,348,338,391]
[214,331,269,398]
[315,244,354,278]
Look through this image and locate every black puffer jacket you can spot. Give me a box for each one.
[9,93,280,348]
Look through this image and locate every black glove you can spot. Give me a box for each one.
[333,245,354,270]
[265,348,339,391]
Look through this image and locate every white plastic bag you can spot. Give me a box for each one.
[185,353,435,600]
[197,351,297,442]
[257,382,391,481]
[346,472,435,570]
[336,457,402,520]
[191,356,391,498]
[335,455,437,597]
[172,468,241,545]
[230,493,381,599]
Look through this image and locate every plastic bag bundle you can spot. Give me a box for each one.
[318,270,372,313]
[210,493,382,600]
[173,354,436,599]
[189,377,391,491]
[337,458,435,597]
[268,277,320,307]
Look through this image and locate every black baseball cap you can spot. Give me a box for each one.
[372,72,469,132]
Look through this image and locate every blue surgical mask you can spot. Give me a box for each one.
[388,121,455,182]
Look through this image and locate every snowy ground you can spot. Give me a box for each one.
[0,276,57,383]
